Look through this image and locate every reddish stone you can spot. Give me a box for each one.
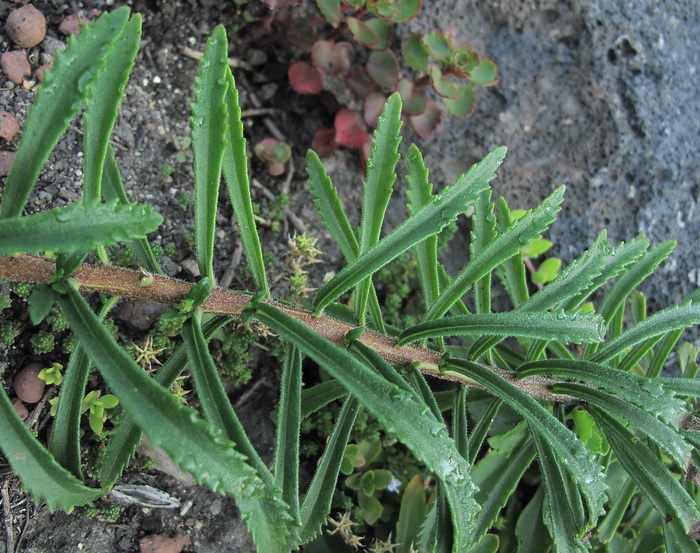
[1,51,31,84]
[35,64,49,82]
[5,4,46,48]
[58,13,88,37]
[11,397,28,421]
[0,112,19,141]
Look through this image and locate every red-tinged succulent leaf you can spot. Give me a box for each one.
[268,161,286,176]
[366,49,399,89]
[260,0,305,9]
[449,45,479,78]
[254,138,291,163]
[364,17,390,50]
[402,32,429,72]
[335,109,368,148]
[395,78,426,115]
[346,66,376,98]
[312,40,354,76]
[422,31,452,62]
[363,92,387,128]
[367,0,401,19]
[284,16,316,49]
[289,61,323,94]
[442,84,476,118]
[315,0,341,26]
[379,0,420,22]
[409,101,442,141]
[347,17,380,47]
[312,127,338,157]
[469,57,499,86]
[429,63,459,99]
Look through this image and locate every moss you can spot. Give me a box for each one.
[31,330,55,355]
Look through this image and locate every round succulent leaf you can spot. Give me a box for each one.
[402,32,429,72]
[367,0,401,19]
[363,92,387,128]
[442,83,476,118]
[345,66,376,98]
[311,40,354,76]
[267,161,286,176]
[371,469,395,489]
[532,257,562,284]
[311,126,337,156]
[358,491,383,524]
[315,0,341,26]
[409,100,441,141]
[288,61,323,94]
[272,141,292,163]
[395,77,426,115]
[361,470,376,496]
[429,63,460,99]
[469,57,499,86]
[347,17,380,47]
[346,472,362,490]
[385,0,421,22]
[100,394,120,409]
[364,17,391,50]
[366,49,399,89]
[449,45,479,77]
[254,137,280,162]
[422,31,452,62]
[260,0,304,8]
[334,108,369,148]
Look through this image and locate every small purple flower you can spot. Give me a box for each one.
[387,477,402,493]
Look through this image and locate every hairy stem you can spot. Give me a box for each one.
[0,254,569,402]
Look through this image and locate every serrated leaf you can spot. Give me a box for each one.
[589,407,700,535]
[192,26,229,281]
[444,358,607,529]
[0,382,104,511]
[399,311,605,347]
[59,288,296,552]
[314,146,506,315]
[0,200,163,255]
[0,8,130,219]
[427,185,564,322]
[222,68,269,294]
[83,15,141,203]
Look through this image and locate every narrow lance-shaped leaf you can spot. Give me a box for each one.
[471,189,497,314]
[425,185,564,322]
[222,67,269,294]
[0,8,130,219]
[588,407,700,536]
[354,93,403,323]
[398,311,605,347]
[405,144,440,309]
[0,200,162,255]
[444,358,607,528]
[314,147,507,314]
[517,359,686,426]
[553,382,691,468]
[83,15,141,203]
[531,430,589,553]
[590,301,700,364]
[96,315,230,488]
[493,197,529,308]
[0,379,104,511]
[273,345,302,522]
[59,287,297,552]
[299,397,359,543]
[192,25,229,281]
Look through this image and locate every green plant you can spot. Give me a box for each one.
[0,10,699,553]
[254,137,292,176]
[275,0,498,159]
[80,390,120,435]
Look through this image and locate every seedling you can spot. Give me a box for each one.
[254,138,292,176]
[81,390,120,435]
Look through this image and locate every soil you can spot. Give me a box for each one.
[0,0,698,552]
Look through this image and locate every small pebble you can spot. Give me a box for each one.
[13,362,46,403]
[11,397,28,421]
[1,51,31,84]
[5,4,46,48]
[0,112,19,141]
[58,13,87,37]
[0,152,16,176]
[35,64,49,82]
[139,533,186,553]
